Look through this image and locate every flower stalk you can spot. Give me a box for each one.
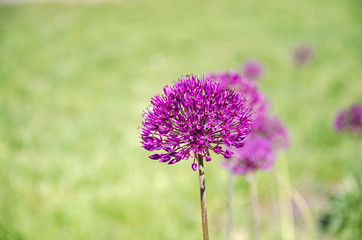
[197,154,209,240]
[275,160,296,240]
[248,173,260,240]
[226,170,233,240]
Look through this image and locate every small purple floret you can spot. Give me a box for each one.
[234,142,245,148]
[149,154,160,160]
[223,150,233,159]
[192,163,198,171]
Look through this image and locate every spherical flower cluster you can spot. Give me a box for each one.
[225,115,290,175]
[224,135,275,175]
[334,103,362,135]
[140,75,254,171]
[242,60,265,81]
[208,71,268,124]
[254,115,290,150]
[293,44,313,67]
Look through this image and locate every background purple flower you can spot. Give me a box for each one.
[242,60,265,81]
[211,71,290,175]
[334,103,362,134]
[224,115,290,175]
[254,115,290,150]
[293,44,314,67]
[225,135,275,175]
[208,71,268,126]
[140,75,254,171]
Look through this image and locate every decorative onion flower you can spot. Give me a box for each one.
[242,60,265,81]
[254,115,290,150]
[226,135,275,175]
[208,71,268,125]
[334,103,362,135]
[293,44,313,67]
[140,75,254,171]
[224,115,290,175]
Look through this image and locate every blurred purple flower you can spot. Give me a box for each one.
[211,70,290,175]
[140,75,254,171]
[254,115,290,150]
[334,103,362,134]
[293,44,313,67]
[224,135,275,175]
[242,60,265,81]
[208,71,268,126]
[224,115,290,175]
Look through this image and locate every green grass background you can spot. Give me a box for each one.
[0,0,361,239]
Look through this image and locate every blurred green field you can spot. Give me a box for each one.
[0,0,361,239]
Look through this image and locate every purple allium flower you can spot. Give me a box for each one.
[334,103,362,134]
[224,135,275,175]
[140,75,254,171]
[208,71,268,124]
[292,44,313,67]
[242,60,265,81]
[254,115,290,150]
[223,115,290,175]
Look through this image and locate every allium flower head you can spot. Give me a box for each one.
[254,115,290,150]
[140,75,254,171]
[224,135,275,175]
[208,71,268,124]
[223,115,290,175]
[242,60,265,81]
[334,103,362,135]
[293,44,313,67]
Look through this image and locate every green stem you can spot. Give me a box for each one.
[197,155,209,240]
[275,158,296,240]
[353,137,362,190]
[226,170,233,240]
[276,171,317,239]
[248,173,260,240]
